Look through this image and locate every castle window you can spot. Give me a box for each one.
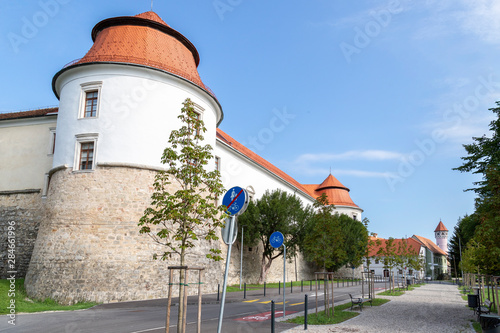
[79,142,94,170]
[48,127,56,155]
[74,133,98,171]
[79,82,102,119]
[215,156,221,172]
[84,91,98,117]
[192,102,204,137]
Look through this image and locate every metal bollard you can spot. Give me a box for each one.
[301,280,303,292]
[291,281,293,293]
[304,294,308,330]
[310,280,312,291]
[244,283,246,299]
[217,284,220,302]
[271,300,275,333]
[279,281,281,295]
[264,282,266,297]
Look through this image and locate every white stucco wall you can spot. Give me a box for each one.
[334,205,363,221]
[0,117,56,191]
[215,141,315,205]
[53,64,221,170]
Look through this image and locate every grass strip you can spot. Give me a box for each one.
[0,279,98,315]
[287,298,390,325]
[227,279,362,293]
[377,289,406,296]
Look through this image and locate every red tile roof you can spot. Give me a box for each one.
[0,107,58,121]
[434,221,448,232]
[216,129,314,199]
[57,12,216,99]
[302,174,359,208]
[412,235,447,256]
[367,237,422,257]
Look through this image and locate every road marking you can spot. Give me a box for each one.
[258,300,272,304]
[243,299,260,303]
[130,327,165,333]
[290,302,304,306]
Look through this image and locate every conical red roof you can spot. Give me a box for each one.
[55,11,215,98]
[317,174,349,191]
[303,174,359,208]
[434,221,448,232]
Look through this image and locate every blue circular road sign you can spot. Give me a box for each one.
[270,231,284,248]
[222,186,248,216]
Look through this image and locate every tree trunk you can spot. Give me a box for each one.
[258,253,273,284]
[177,249,186,333]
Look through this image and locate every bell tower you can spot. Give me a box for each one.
[434,220,448,253]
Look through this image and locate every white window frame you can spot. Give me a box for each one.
[73,133,99,172]
[215,156,221,172]
[47,127,56,155]
[79,82,103,119]
[192,102,205,137]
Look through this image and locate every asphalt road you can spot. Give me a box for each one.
[0,282,387,333]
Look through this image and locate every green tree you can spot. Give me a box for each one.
[237,189,311,284]
[301,194,345,272]
[377,238,398,291]
[339,214,369,269]
[138,98,226,332]
[448,214,481,276]
[301,194,345,317]
[454,102,500,275]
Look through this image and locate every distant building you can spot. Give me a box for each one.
[413,221,449,279]
[364,235,425,279]
[364,220,450,280]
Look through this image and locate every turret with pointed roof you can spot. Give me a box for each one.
[302,173,363,220]
[434,220,448,253]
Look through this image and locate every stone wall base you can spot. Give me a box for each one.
[0,191,42,279]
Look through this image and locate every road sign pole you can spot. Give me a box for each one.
[217,215,235,333]
[283,243,286,318]
[240,225,244,290]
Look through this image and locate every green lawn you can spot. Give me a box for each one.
[377,289,406,296]
[287,298,390,325]
[0,279,98,315]
[227,279,361,293]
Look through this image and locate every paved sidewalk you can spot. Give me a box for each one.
[284,283,475,333]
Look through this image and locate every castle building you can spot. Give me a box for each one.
[0,11,362,304]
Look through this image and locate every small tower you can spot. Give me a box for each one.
[434,220,448,253]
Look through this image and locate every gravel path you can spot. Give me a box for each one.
[283,283,475,333]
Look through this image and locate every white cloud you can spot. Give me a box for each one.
[290,150,403,179]
[411,0,500,44]
[458,0,500,44]
[291,164,396,179]
[295,150,405,163]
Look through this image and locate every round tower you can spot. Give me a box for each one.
[25,11,224,304]
[314,174,363,221]
[434,220,448,253]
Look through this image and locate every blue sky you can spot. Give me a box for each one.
[1,0,499,243]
